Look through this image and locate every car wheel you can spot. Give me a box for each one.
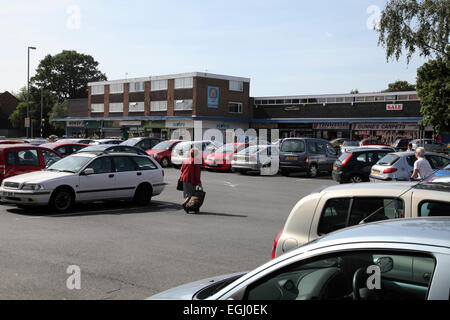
[349,174,364,183]
[161,157,170,168]
[134,184,152,206]
[50,188,74,213]
[307,164,318,178]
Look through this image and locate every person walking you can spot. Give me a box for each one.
[180,148,202,213]
[411,147,434,181]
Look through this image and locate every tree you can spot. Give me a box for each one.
[31,50,107,101]
[350,89,359,94]
[383,80,416,92]
[49,101,68,130]
[377,0,449,63]
[416,55,450,134]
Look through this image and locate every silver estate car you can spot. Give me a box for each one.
[148,218,450,300]
[231,145,279,175]
[370,151,450,182]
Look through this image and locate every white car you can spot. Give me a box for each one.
[0,153,166,212]
[170,140,220,167]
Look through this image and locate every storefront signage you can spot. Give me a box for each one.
[207,86,220,108]
[353,123,419,131]
[386,104,403,111]
[67,121,84,128]
[119,121,142,126]
[216,124,231,129]
[165,120,194,128]
[313,123,348,130]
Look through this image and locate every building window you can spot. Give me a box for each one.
[355,96,365,102]
[174,99,193,111]
[365,96,375,102]
[229,80,243,92]
[150,101,168,112]
[409,94,419,100]
[228,102,243,114]
[109,83,124,94]
[91,85,104,95]
[174,77,193,89]
[129,101,145,112]
[91,103,104,113]
[336,97,344,103]
[151,80,168,91]
[344,97,354,102]
[385,95,396,101]
[109,102,123,113]
[129,82,145,92]
[375,96,385,101]
[326,97,336,103]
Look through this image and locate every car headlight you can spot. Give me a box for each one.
[21,184,44,191]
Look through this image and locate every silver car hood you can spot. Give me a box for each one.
[3,170,74,185]
[146,272,246,300]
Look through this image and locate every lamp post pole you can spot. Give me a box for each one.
[26,46,36,138]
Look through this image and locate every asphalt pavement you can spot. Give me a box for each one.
[0,168,337,299]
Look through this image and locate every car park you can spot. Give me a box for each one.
[146,140,182,167]
[75,144,149,156]
[91,139,123,145]
[411,139,448,154]
[40,142,89,158]
[0,152,165,212]
[370,151,450,182]
[171,140,219,168]
[332,147,393,183]
[148,217,450,300]
[279,138,338,177]
[205,143,248,171]
[231,144,279,175]
[120,137,162,151]
[360,138,389,147]
[0,144,62,184]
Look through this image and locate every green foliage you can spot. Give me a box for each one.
[31,50,107,101]
[350,89,359,94]
[416,55,450,134]
[377,0,450,63]
[383,80,416,92]
[49,101,68,130]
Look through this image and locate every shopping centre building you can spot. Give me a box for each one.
[51,72,434,144]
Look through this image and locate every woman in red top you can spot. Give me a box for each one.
[180,148,202,211]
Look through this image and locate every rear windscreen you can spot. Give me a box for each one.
[377,154,399,165]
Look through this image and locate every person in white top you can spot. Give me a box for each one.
[411,147,434,180]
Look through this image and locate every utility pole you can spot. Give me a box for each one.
[41,87,44,138]
[26,46,36,138]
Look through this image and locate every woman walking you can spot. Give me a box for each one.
[180,148,202,213]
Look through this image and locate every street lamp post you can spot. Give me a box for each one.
[26,46,36,138]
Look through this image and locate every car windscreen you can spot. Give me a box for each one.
[280,140,305,153]
[152,141,175,150]
[40,144,57,149]
[47,155,92,173]
[76,145,108,152]
[342,141,359,146]
[377,154,400,165]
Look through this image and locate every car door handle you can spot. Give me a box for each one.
[137,172,142,176]
[109,174,114,178]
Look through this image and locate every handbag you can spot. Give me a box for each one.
[177,178,184,191]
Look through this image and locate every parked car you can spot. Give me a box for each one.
[145,140,182,167]
[279,138,338,177]
[120,137,162,151]
[56,138,96,145]
[0,140,24,144]
[148,217,450,300]
[332,147,393,183]
[91,139,123,145]
[272,181,450,259]
[0,152,165,212]
[340,140,360,154]
[411,139,447,154]
[204,143,248,171]
[231,144,279,175]
[428,163,450,180]
[329,138,349,149]
[23,138,48,146]
[75,144,149,156]
[369,151,450,182]
[392,138,411,151]
[360,138,389,147]
[0,144,62,184]
[40,142,89,158]
[171,140,219,168]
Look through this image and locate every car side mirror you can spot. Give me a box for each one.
[375,257,394,273]
[82,168,95,176]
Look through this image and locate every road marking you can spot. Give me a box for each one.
[224,181,238,188]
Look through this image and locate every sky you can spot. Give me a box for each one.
[0,0,428,97]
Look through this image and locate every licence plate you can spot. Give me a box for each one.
[286,156,297,160]
[2,191,15,197]
[371,170,380,175]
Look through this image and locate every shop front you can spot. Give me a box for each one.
[65,120,85,137]
[84,120,103,138]
[313,122,350,140]
[278,123,313,138]
[119,121,144,139]
[351,123,420,144]
[143,121,167,139]
[166,120,195,141]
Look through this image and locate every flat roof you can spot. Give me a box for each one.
[254,91,418,100]
[88,72,250,86]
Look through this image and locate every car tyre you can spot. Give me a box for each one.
[307,164,318,178]
[134,184,152,206]
[349,174,364,183]
[50,188,74,213]
[161,157,170,168]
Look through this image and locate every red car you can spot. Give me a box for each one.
[0,144,62,184]
[40,142,89,157]
[0,140,25,144]
[204,143,249,171]
[146,140,182,167]
[360,139,389,147]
